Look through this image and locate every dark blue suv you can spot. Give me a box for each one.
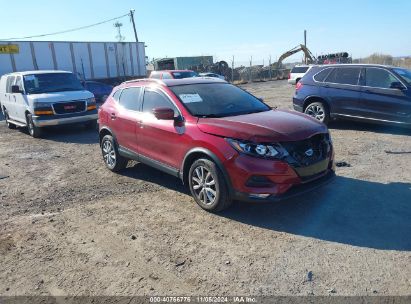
[293,64,411,126]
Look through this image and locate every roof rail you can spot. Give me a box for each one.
[121,78,165,85]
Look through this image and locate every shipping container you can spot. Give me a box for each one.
[0,41,146,80]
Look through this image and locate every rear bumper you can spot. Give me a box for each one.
[233,170,335,203]
[32,111,97,127]
[292,98,304,112]
[288,79,296,85]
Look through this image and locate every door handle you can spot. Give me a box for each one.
[110,113,116,120]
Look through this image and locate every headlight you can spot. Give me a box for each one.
[33,101,54,109]
[86,97,96,105]
[227,138,285,159]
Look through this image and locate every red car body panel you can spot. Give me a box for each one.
[99,78,335,202]
[197,110,328,142]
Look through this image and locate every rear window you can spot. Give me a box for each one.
[291,66,309,73]
[171,71,198,79]
[325,67,361,85]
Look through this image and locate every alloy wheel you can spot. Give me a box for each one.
[305,104,325,122]
[191,165,217,205]
[102,139,116,168]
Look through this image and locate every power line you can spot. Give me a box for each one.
[0,12,131,41]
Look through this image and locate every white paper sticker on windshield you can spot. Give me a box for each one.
[179,93,203,103]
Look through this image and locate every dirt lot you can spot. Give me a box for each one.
[0,80,410,296]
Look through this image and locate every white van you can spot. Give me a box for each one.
[0,70,97,137]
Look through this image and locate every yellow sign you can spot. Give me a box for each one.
[0,44,19,54]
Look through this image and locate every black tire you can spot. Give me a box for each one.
[4,110,16,129]
[26,113,42,138]
[188,158,232,212]
[304,101,330,125]
[85,120,98,130]
[100,134,128,172]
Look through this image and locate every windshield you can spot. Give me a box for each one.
[23,73,84,94]
[170,83,270,117]
[393,68,411,85]
[171,71,198,79]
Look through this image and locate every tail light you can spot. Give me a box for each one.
[296,82,303,91]
[288,73,291,79]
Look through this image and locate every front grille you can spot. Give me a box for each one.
[53,101,86,114]
[281,133,331,167]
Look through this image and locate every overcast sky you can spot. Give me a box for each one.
[0,0,410,66]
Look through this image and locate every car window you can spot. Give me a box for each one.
[142,90,177,114]
[171,71,198,79]
[15,76,23,91]
[118,87,142,111]
[366,68,400,89]
[325,67,361,85]
[393,68,411,86]
[161,73,173,79]
[6,76,15,93]
[112,89,121,101]
[291,66,309,73]
[313,68,333,82]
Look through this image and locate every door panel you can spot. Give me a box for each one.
[360,87,411,123]
[110,87,143,152]
[322,67,362,116]
[360,68,411,123]
[14,76,28,122]
[137,89,188,169]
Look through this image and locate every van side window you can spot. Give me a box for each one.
[15,76,23,91]
[6,76,15,93]
[119,87,142,111]
[365,68,399,89]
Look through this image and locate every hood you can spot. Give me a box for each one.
[197,110,328,142]
[27,90,94,103]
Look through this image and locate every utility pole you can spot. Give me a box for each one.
[269,55,272,80]
[130,9,139,42]
[231,55,234,83]
[304,29,307,64]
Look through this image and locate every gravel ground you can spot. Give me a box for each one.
[0,80,410,296]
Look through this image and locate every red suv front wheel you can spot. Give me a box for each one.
[188,158,232,212]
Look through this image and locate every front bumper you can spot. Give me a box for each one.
[32,111,97,127]
[233,170,335,203]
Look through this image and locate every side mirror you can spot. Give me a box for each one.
[152,107,175,120]
[390,81,406,90]
[257,96,264,102]
[11,85,22,94]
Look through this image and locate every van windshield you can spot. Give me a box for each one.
[23,73,84,94]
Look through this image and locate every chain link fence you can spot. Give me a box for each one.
[188,60,291,84]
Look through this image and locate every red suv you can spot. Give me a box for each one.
[98,78,335,212]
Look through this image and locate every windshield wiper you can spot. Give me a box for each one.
[198,114,224,118]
